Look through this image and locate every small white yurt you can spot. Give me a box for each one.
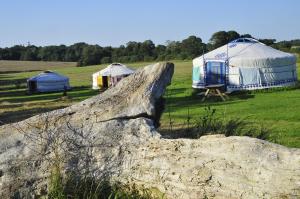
[92,63,135,89]
[27,71,71,93]
[192,38,298,91]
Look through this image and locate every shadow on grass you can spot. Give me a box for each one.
[0,89,28,98]
[165,88,188,96]
[0,85,27,91]
[159,125,272,142]
[0,86,100,125]
[0,70,41,74]
[0,106,68,125]
[159,116,272,142]
[0,103,23,109]
[0,75,28,91]
[159,128,195,139]
[165,88,255,112]
[0,86,99,103]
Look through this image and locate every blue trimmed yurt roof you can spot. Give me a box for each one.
[229,38,260,44]
[193,38,296,67]
[28,71,69,82]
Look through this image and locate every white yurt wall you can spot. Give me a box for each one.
[92,63,134,89]
[192,38,297,91]
[28,71,70,92]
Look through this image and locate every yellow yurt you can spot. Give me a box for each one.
[92,63,134,89]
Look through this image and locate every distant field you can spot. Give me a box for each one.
[0,60,300,148]
[0,60,76,72]
[0,61,147,124]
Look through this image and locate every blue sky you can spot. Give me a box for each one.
[0,0,299,47]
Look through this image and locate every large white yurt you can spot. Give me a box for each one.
[92,63,135,89]
[192,38,298,91]
[27,71,71,93]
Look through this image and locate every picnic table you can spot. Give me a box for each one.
[201,84,229,102]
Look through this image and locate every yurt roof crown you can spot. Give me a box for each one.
[99,63,135,77]
[28,71,69,82]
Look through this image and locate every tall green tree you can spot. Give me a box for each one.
[38,45,66,61]
[165,40,181,59]
[227,31,240,42]
[65,42,88,62]
[209,31,240,50]
[181,35,206,59]
[80,45,103,66]
[154,45,167,60]
[0,31,298,65]
[7,45,26,60]
[258,39,276,46]
[21,45,39,61]
[240,34,253,38]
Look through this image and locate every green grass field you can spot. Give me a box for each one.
[0,60,300,148]
[0,60,77,72]
[0,61,147,124]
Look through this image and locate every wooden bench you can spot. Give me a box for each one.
[201,84,229,102]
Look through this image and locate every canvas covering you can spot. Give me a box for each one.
[192,38,297,91]
[27,71,70,92]
[92,63,134,89]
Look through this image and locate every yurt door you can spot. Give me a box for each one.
[205,61,226,85]
[28,80,37,92]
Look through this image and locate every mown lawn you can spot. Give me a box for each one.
[160,61,300,148]
[0,60,300,148]
[0,60,76,72]
[0,61,149,124]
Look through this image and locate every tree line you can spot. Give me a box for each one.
[0,30,299,66]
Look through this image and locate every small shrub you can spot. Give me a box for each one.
[48,169,163,199]
[48,166,66,199]
[173,105,273,140]
[223,118,247,137]
[108,183,155,199]
[193,106,219,138]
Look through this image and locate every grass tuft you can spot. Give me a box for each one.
[161,105,273,141]
[48,169,164,199]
